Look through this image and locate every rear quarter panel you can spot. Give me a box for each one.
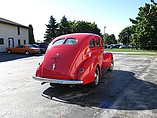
[77,56,99,84]
[6,47,18,53]
[76,36,104,84]
[103,52,113,67]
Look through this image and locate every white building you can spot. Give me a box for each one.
[0,17,29,52]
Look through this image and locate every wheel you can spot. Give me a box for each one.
[25,51,30,55]
[7,50,12,54]
[108,58,114,71]
[91,67,100,87]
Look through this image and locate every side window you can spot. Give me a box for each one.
[16,45,24,48]
[20,45,24,48]
[96,38,101,47]
[89,39,95,48]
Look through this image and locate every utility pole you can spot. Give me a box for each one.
[104,26,106,35]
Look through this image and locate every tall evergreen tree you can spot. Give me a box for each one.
[58,16,71,35]
[44,16,102,42]
[28,24,35,44]
[44,15,58,42]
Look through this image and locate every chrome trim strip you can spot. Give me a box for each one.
[32,76,83,85]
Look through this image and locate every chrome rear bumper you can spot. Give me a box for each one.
[32,76,83,85]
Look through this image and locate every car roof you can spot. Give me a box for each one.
[53,33,101,43]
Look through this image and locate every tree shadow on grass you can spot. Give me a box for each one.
[42,70,157,110]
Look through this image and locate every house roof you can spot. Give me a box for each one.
[0,17,28,28]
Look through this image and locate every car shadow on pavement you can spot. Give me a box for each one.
[0,53,43,62]
[42,70,157,110]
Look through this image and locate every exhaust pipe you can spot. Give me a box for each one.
[41,82,46,85]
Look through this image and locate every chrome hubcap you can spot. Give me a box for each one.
[26,51,29,55]
[110,61,114,70]
[94,68,99,85]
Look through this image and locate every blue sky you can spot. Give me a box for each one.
[0,0,152,41]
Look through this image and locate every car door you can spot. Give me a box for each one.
[88,38,97,57]
[12,45,20,53]
[19,45,26,53]
[15,45,25,53]
[95,37,103,66]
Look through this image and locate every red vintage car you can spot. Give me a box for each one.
[33,33,113,86]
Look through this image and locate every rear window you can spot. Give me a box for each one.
[53,39,65,45]
[53,38,77,45]
[64,38,77,45]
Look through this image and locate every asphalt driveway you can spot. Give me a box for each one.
[0,53,157,118]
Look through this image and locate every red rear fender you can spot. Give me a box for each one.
[103,52,113,67]
[35,63,43,77]
[77,57,99,84]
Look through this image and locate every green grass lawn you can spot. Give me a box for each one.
[104,48,157,56]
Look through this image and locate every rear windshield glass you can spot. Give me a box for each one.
[53,39,65,45]
[64,38,77,45]
[53,38,77,45]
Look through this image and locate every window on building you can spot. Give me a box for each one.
[17,27,20,35]
[24,40,26,45]
[18,39,20,46]
[0,38,4,45]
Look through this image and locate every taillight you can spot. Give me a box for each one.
[37,63,40,70]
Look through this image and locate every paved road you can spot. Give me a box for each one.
[0,53,157,118]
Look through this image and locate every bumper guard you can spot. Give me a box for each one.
[32,76,83,85]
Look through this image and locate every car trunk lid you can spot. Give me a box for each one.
[41,45,77,80]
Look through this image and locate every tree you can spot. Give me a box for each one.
[104,34,117,44]
[28,24,35,44]
[118,26,134,45]
[44,16,102,42]
[44,16,58,42]
[58,16,71,35]
[129,0,157,49]
[70,20,102,36]
[151,0,157,5]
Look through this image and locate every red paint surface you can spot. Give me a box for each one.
[35,33,113,85]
